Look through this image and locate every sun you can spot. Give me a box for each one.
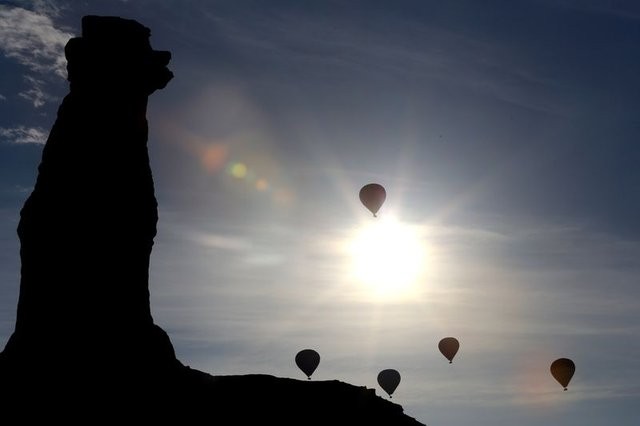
[348,216,427,299]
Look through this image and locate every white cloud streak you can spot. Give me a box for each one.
[0,126,48,145]
[0,5,72,79]
[205,8,568,116]
[190,232,252,252]
[31,0,66,18]
[18,75,56,108]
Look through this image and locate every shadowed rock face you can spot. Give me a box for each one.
[0,16,425,425]
[2,14,176,375]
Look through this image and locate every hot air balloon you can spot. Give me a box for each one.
[295,349,320,380]
[359,183,386,217]
[377,369,401,398]
[550,358,575,391]
[438,337,460,364]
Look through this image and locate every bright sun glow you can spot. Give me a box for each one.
[348,217,427,299]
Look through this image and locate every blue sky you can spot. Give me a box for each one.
[1,1,639,424]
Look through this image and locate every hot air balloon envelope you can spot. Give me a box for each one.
[377,369,401,398]
[550,358,575,390]
[359,183,386,217]
[438,337,460,363]
[295,349,320,379]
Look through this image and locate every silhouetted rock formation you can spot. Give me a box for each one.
[1,15,177,377]
[0,16,424,425]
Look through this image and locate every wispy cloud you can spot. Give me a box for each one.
[0,126,48,144]
[0,5,71,108]
[203,7,567,116]
[18,75,56,108]
[186,229,286,267]
[0,93,6,101]
[0,6,71,78]
[31,0,66,17]
[189,231,252,252]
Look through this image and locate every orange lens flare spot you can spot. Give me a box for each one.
[201,144,228,173]
[256,178,269,191]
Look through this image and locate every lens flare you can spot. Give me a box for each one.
[256,178,269,191]
[201,144,228,173]
[230,162,247,179]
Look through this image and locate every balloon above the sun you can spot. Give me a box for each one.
[348,216,426,299]
[359,183,386,217]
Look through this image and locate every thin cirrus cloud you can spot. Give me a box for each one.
[18,75,57,108]
[0,5,71,109]
[199,5,565,117]
[0,126,48,145]
[186,229,287,268]
[189,231,252,252]
[0,5,71,78]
